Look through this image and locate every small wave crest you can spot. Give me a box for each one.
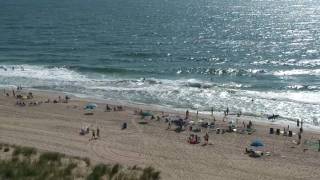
[273,69,320,76]
[175,67,267,76]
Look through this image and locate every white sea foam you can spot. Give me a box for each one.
[273,69,320,76]
[0,65,88,82]
[0,64,319,127]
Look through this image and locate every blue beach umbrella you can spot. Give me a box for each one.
[84,103,98,110]
[250,139,264,147]
[141,111,153,117]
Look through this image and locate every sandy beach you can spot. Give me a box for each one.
[0,89,320,180]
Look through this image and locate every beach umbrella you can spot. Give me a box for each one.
[84,103,98,110]
[250,139,264,147]
[141,111,153,117]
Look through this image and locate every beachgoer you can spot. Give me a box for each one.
[283,127,287,136]
[86,127,90,134]
[297,119,300,127]
[211,107,213,116]
[167,121,171,130]
[318,140,320,152]
[248,121,252,128]
[237,111,241,117]
[204,133,209,144]
[92,130,96,140]
[12,89,15,97]
[65,95,70,103]
[226,107,229,115]
[105,104,111,111]
[186,110,189,119]
[96,127,100,138]
[298,132,302,145]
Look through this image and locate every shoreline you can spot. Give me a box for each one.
[4,86,320,133]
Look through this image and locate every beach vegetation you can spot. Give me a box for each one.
[12,146,37,157]
[0,144,161,180]
[140,166,161,180]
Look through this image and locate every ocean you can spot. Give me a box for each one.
[0,0,320,127]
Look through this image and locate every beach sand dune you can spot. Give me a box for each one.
[1,91,320,180]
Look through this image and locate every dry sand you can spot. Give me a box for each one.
[1,89,320,180]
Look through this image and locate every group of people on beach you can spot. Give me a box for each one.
[80,125,100,141]
[4,86,71,106]
[105,104,123,112]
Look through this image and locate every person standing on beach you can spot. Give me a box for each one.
[204,133,209,145]
[167,121,171,130]
[211,107,214,116]
[96,127,100,138]
[298,131,302,145]
[186,110,189,119]
[226,107,229,115]
[196,110,199,119]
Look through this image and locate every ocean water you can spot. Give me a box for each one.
[0,0,320,126]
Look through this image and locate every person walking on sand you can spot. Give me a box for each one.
[91,130,96,141]
[226,107,229,115]
[211,107,214,116]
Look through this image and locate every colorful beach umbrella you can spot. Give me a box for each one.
[84,103,98,110]
[250,139,264,147]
